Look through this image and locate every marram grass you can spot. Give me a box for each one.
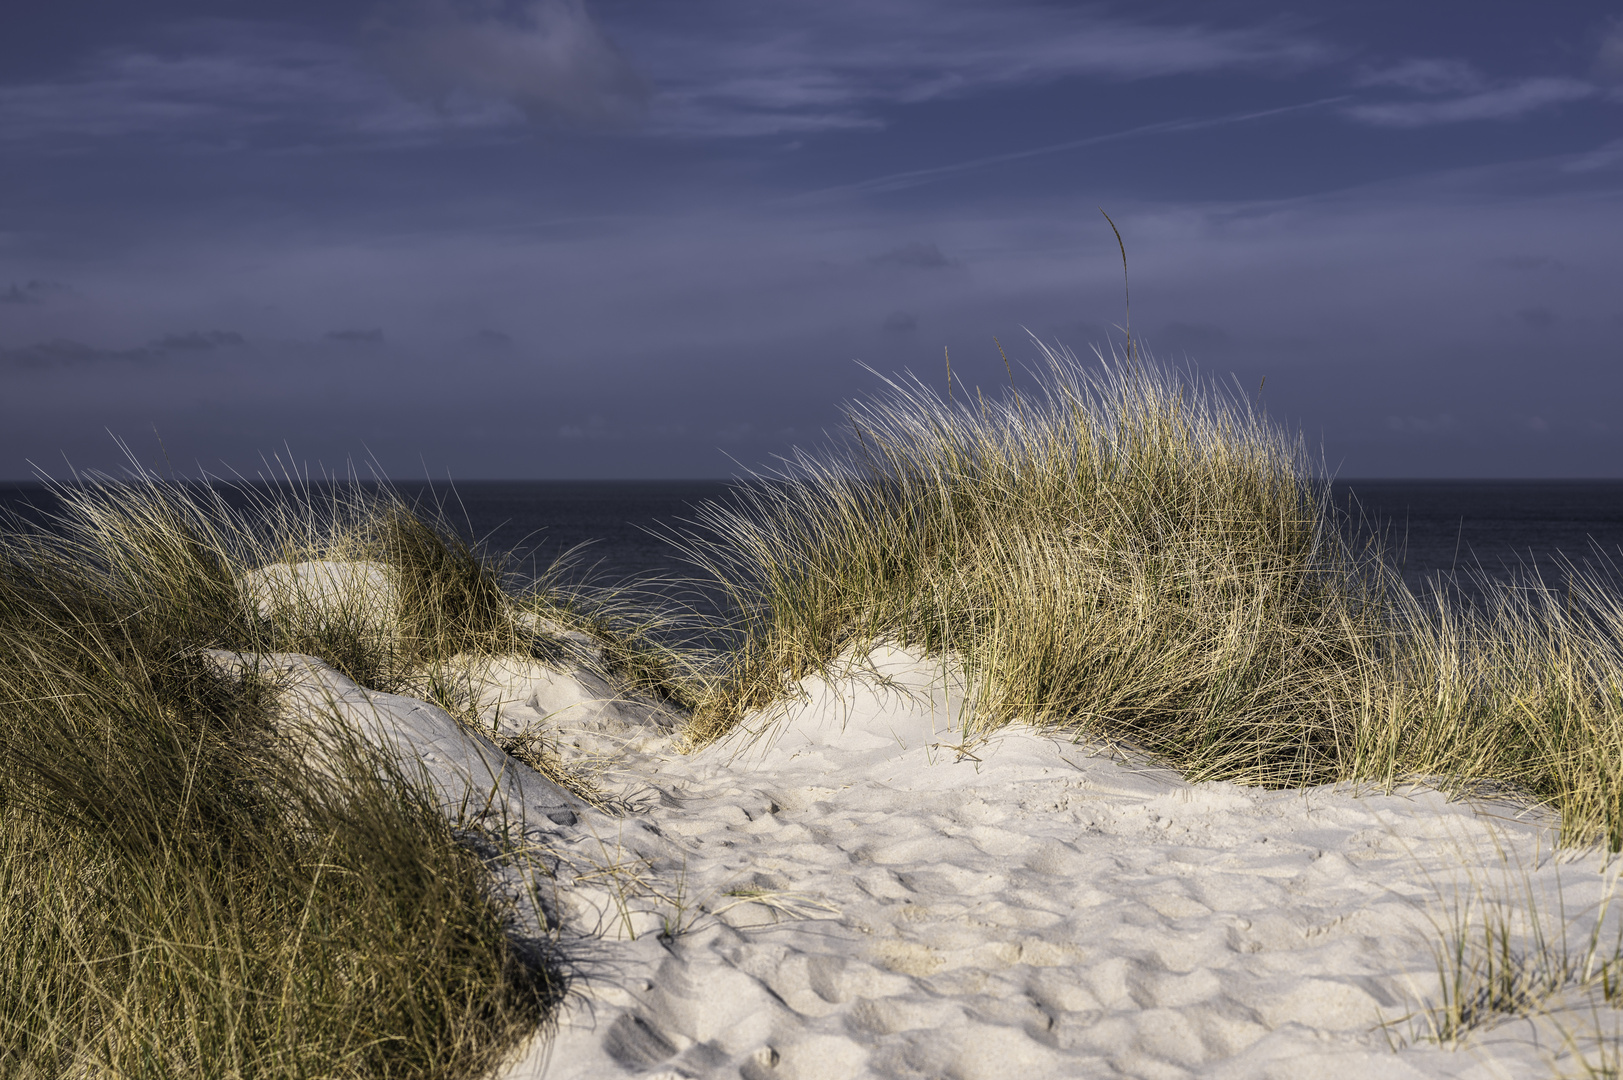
[677,341,1623,849]
[0,476,595,1080]
[678,341,1380,779]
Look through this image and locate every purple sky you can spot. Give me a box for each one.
[3,0,1622,479]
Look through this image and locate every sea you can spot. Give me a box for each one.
[5,479,1623,614]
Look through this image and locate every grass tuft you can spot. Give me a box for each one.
[0,471,575,1079]
[678,341,1381,782]
[675,340,1623,847]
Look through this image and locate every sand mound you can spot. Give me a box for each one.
[208,650,582,830]
[457,654,681,752]
[489,645,1623,1080]
[239,560,399,641]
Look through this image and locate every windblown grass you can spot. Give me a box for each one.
[0,474,581,1078]
[1354,562,1623,848]
[680,342,1382,781]
[677,340,1623,848]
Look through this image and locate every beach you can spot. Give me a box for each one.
[13,353,1623,1077]
[391,643,1623,1080]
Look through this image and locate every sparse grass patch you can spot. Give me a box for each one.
[1398,854,1623,1047]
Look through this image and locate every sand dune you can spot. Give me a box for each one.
[261,642,1623,1078]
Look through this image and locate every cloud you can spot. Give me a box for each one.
[1518,306,1556,330]
[881,311,918,334]
[1563,137,1623,173]
[326,328,385,344]
[1,280,69,305]
[0,5,1326,148]
[4,331,244,368]
[1,339,152,368]
[871,242,953,269]
[622,1,1329,137]
[1345,77,1595,127]
[1355,58,1485,95]
[154,330,245,351]
[0,20,521,149]
[817,96,1349,197]
[1596,17,1623,84]
[369,0,648,126]
[8,124,1623,478]
[473,328,513,346]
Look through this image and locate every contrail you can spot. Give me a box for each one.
[796,95,1352,199]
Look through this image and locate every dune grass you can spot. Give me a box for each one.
[0,475,584,1079]
[676,340,1623,849]
[679,342,1383,775]
[1417,866,1623,1047]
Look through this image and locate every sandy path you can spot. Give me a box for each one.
[228,634,1609,1079]
[455,645,1623,1079]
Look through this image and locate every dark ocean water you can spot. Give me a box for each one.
[1331,480,1623,596]
[6,478,1623,605]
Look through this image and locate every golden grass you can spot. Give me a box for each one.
[0,474,585,1079]
[675,341,1623,848]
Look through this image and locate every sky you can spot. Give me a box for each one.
[2,0,1622,481]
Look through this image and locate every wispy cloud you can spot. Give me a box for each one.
[1,339,153,368]
[1564,137,1623,173]
[0,5,1612,156]
[3,4,1321,147]
[154,330,245,351]
[367,0,648,126]
[1345,75,1596,127]
[0,20,520,148]
[0,280,69,305]
[1596,17,1623,84]
[4,331,247,366]
[870,242,955,269]
[617,0,1330,137]
[325,328,385,344]
[1354,57,1486,95]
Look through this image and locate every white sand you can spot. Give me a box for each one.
[207,650,581,830]
[250,622,1623,1078]
[240,560,399,633]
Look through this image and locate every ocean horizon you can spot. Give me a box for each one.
[7,477,1623,602]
